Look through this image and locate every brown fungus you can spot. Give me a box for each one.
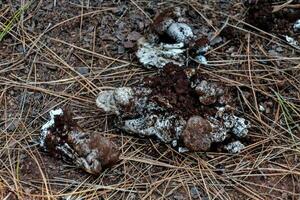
[181,116,212,152]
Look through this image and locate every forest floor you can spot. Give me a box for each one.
[0,0,300,199]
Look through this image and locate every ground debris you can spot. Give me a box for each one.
[244,0,273,31]
[40,109,120,174]
[96,65,250,153]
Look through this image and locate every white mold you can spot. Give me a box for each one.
[114,87,134,106]
[96,90,117,114]
[195,80,224,105]
[231,117,249,138]
[208,107,250,143]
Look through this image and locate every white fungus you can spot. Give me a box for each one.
[285,35,300,49]
[195,80,224,105]
[231,116,249,138]
[136,37,186,69]
[195,55,208,65]
[96,90,117,114]
[40,108,63,148]
[119,113,186,144]
[208,107,250,143]
[225,141,245,154]
[166,22,194,44]
[114,87,134,106]
[96,87,134,115]
[39,109,120,174]
[209,121,228,142]
[96,84,251,153]
[293,19,300,32]
[161,18,175,32]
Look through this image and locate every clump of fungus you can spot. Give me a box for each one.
[40,109,120,174]
[136,8,199,69]
[96,64,250,153]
